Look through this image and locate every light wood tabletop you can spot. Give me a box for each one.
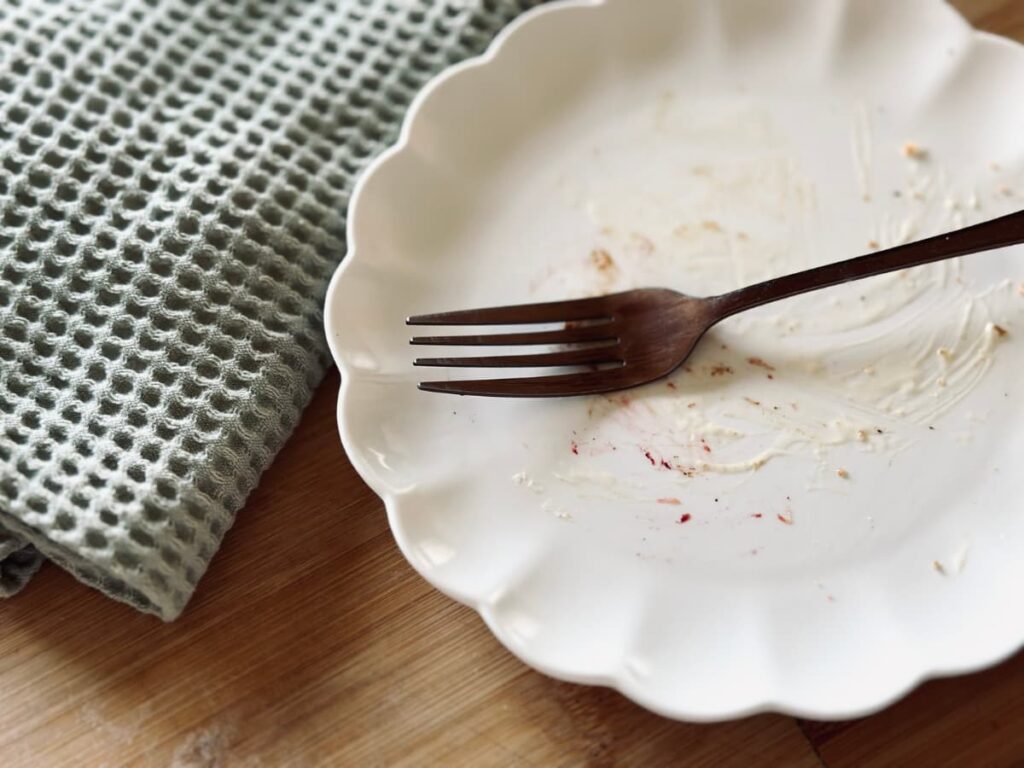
[3,3,1024,765]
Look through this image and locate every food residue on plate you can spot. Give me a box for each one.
[542,499,573,521]
[521,94,1021,541]
[512,471,544,494]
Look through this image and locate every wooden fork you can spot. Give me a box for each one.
[408,209,1024,397]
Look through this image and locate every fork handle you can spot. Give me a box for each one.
[712,209,1024,318]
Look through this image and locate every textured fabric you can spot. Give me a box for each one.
[0,0,539,619]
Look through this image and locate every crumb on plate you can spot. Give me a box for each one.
[902,141,928,160]
[747,356,775,372]
[590,248,615,272]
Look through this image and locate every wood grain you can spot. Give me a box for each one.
[0,371,818,767]
[1,2,1021,765]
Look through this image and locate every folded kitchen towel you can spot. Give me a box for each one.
[0,0,540,619]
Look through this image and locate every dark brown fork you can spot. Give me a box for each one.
[408,209,1024,397]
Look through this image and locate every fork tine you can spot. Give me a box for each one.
[418,369,631,397]
[410,323,617,346]
[407,295,613,326]
[414,345,621,368]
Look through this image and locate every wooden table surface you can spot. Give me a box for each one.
[3,3,1024,766]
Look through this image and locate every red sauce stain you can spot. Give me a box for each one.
[570,441,579,455]
[657,497,681,505]
[678,513,692,524]
[767,373,775,380]
[660,459,672,470]
[666,381,677,390]
[751,513,763,519]
[777,513,793,525]
[643,450,656,466]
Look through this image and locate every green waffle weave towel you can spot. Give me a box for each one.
[0,0,539,619]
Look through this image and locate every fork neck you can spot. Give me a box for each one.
[709,209,1024,319]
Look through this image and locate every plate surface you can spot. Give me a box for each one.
[325,0,1024,720]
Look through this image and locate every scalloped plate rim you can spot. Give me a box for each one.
[324,0,1024,721]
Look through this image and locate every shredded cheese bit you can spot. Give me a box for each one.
[933,560,946,575]
[836,468,849,479]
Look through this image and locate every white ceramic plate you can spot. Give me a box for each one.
[325,0,1024,720]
